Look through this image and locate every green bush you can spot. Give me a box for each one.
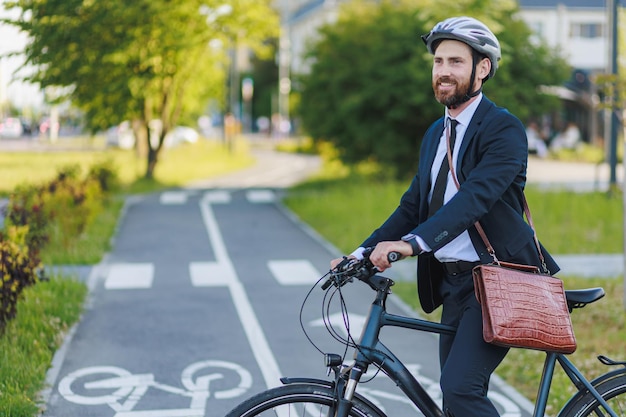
[0,163,113,330]
[87,158,120,192]
[5,185,50,257]
[0,226,41,333]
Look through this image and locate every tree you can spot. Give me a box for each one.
[247,38,279,128]
[298,0,570,178]
[3,0,279,178]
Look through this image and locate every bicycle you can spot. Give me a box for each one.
[226,249,626,417]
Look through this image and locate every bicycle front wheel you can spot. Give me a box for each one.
[559,372,626,417]
[225,383,386,417]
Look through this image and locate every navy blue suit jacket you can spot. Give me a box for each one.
[361,96,559,313]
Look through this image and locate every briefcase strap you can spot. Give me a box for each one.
[444,129,548,273]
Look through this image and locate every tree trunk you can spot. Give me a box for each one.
[146,146,158,179]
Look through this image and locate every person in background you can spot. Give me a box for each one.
[550,121,581,151]
[331,16,558,417]
[526,120,548,158]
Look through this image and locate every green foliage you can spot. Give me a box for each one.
[1,163,112,330]
[298,0,570,178]
[0,275,87,416]
[247,38,279,120]
[5,186,49,257]
[0,226,42,334]
[87,158,121,193]
[484,14,570,122]
[3,0,279,177]
[300,1,433,178]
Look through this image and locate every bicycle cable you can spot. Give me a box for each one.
[298,262,395,383]
[298,272,329,355]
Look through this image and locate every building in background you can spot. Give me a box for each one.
[518,0,608,146]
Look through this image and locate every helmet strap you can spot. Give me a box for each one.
[447,51,482,109]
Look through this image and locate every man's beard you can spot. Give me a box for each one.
[433,76,472,108]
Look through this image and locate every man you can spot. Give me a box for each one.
[331,16,559,417]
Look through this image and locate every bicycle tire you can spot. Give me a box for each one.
[558,372,626,417]
[225,383,387,417]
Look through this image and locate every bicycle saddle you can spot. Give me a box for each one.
[564,287,605,310]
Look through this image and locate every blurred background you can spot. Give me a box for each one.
[0,0,623,180]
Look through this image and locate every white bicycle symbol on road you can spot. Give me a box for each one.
[58,360,252,417]
[58,360,522,417]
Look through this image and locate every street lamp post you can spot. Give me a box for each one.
[608,0,626,309]
[278,14,291,139]
[242,77,254,133]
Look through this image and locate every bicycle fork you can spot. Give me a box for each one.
[335,365,366,417]
[328,355,368,417]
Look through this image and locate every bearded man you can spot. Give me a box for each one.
[331,16,559,417]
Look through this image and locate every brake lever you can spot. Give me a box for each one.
[321,249,400,290]
[322,257,364,290]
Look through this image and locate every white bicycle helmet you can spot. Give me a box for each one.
[422,16,501,79]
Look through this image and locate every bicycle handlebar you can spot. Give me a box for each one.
[322,248,401,291]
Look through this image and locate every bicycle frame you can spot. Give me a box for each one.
[334,276,619,417]
[535,353,619,417]
[336,282,454,417]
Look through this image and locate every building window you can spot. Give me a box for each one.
[570,23,604,39]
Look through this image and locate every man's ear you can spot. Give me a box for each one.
[478,58,491,81]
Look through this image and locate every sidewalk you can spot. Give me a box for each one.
[527,156,623,192]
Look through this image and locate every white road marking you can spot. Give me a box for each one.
[160,191,188,205]
[246,189,275,203]
[58,360,252,415]
[115,410,203,417]
[310,312,366,339]
[189,262,237,286]
[199,194,283,390]
[105,264,154,289]
[203,190,231,204]
[267,260,321,285]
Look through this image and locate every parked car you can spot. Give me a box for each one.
[0,117,24,138]
[106,122,199,149]
[164,126,199,147]
[106,121,135,149]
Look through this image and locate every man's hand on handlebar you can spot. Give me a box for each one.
[369,241,412,271]
[330,255,356,270]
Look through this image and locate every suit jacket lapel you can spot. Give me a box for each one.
[455,97,494,180]
[422,117,446,189]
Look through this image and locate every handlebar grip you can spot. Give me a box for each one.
[388,251,402,263]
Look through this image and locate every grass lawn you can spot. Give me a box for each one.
[0,136,254,196]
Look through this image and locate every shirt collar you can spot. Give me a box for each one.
[444,93,483,128]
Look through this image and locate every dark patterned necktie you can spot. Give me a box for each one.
[428,118,458,217]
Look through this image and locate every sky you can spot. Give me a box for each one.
[0,3,45,111]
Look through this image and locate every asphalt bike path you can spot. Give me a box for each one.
[43,186,533,417]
